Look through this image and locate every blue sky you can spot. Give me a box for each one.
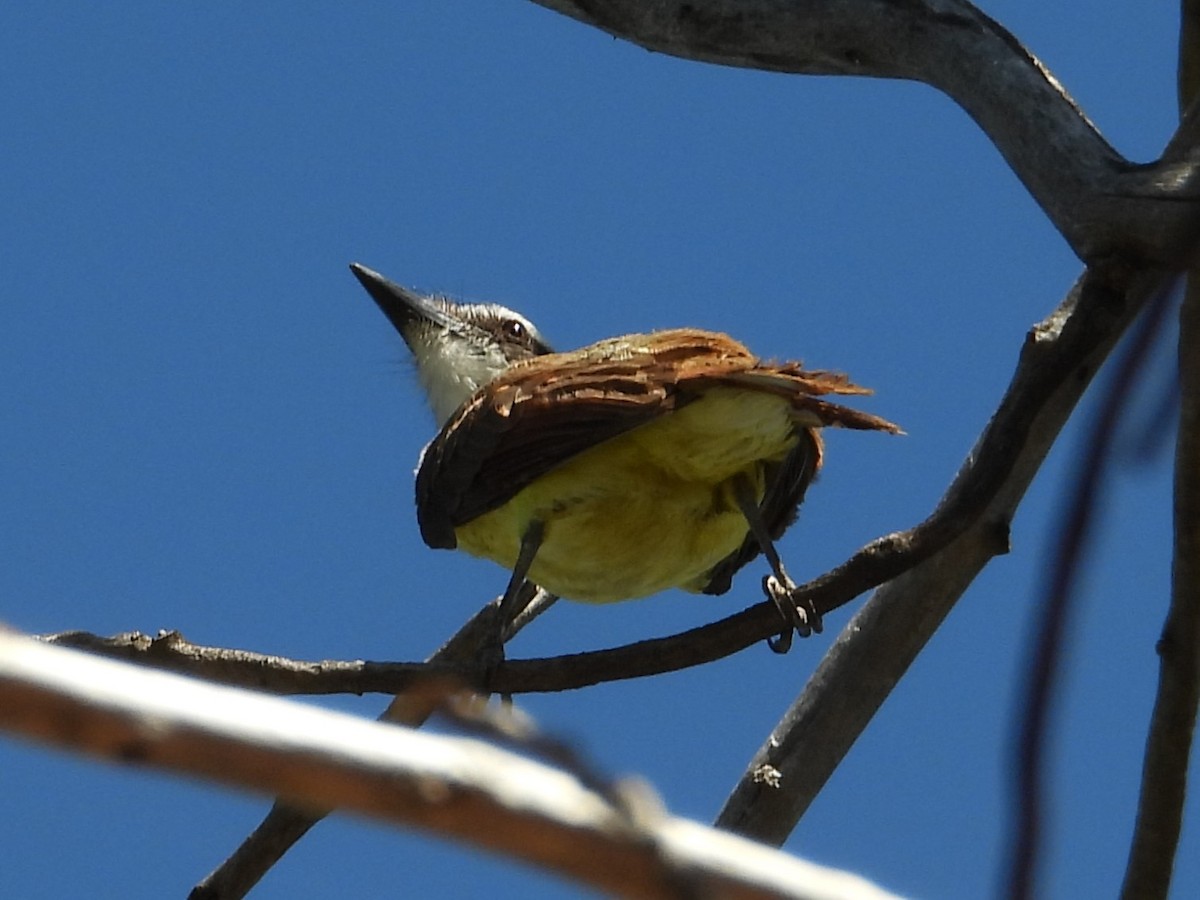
[0,3,1190,897]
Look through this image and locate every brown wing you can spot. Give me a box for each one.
[415,330,742,548]
[415,328,900,549]
[706,365,903,433]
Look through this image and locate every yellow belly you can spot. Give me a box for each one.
[453,388,797,603]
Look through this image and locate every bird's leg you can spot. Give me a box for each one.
[484,519,545,674]
[732,476,823,654]
[500,520,544,629]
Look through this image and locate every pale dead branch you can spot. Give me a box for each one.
[0,629,901,900]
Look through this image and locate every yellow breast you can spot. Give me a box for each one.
[453,388,797,602]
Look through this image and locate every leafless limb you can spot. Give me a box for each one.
[42,630,448,694]
[715,88,1200,879]
[0,629,904,900]
[714,261,1175,841]
[711,38,1200,880]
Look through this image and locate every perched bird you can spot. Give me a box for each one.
[350,263,900,650]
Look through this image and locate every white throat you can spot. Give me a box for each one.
[411,334,513,425]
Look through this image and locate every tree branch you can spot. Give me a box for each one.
[528,0,1200,263]
[71,278,1171,899]
[41,629,444,694]
[715,263,1174,842]
[0,629,903,900]
[712,82,1200,848]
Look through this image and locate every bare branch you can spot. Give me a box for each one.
[1120,278,1200,898]
[0,630,903,900]
[528,0,1200,263]
[42,630,452,695]
[716,263,1175,842]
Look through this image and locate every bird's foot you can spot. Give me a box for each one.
[763,573,823,654]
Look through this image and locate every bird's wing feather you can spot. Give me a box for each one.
[415,329,899,549]
[706,367,903,433]
[416,330,717,547]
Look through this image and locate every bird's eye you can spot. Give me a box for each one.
[501,318,527,340]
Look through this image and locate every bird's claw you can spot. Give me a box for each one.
[763,573,823,654]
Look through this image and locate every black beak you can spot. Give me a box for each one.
[349,262,458,338]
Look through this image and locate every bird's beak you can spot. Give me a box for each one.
[349,262,458,337]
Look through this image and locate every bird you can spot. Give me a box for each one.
[350,262,900,651]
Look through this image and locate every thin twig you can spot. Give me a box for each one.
[1003,280,1178,900]
[1119,279,1200,898]
[41,630,448,694]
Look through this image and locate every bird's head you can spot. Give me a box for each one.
[350,263,553,425]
